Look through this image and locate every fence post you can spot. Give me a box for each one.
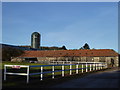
[93,62,95,70]
[27,66,30,83]
[4,65,6,81]
[86,63,88,72]
[40,66,43,81]
[90,64,91,71]
[82,64,83,73]
[76,64,79,74]
[105,63,108,68]
[52,65,55,79]
[63,61,64,65]
[62,64,65,77]
[70,62,72,75]
[103,63,105,69]
[99,63,101,70]
[101,63,103,69]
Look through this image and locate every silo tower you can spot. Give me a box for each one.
[31,32,40,49]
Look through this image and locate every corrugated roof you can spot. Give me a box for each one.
[19,49,118,58]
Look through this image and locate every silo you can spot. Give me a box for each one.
[31,32,40,49]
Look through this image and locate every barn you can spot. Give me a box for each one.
[11,49,119,67]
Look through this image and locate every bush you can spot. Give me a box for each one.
[2,47,24,61]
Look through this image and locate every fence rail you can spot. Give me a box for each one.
[4,62,107,83]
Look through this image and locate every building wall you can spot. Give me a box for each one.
[11,56,119,67]
[11,57,25,62]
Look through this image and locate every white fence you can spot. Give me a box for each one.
[4,62,107,83]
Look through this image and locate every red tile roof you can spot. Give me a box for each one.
[19,49,118,58]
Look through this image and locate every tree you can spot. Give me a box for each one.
[83,43,90,49]
[79,47,83,49]
[2,47,24,61]
[61,45,67,50]
[79,43,90,49]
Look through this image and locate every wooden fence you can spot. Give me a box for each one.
[4,62,107,83]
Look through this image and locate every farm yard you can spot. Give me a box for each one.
[2,2,119,88]
[1,61,111,89]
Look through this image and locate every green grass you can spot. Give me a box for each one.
[2,61,102,88]
[1,61,47,70]
[2,61,46,66]
[2,61,89,78]
[2,61,91,77]
[2,61,85,72]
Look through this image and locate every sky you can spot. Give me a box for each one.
[2,2,118,52]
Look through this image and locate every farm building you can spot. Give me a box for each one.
[11,49,119,67]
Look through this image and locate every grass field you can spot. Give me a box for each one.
[2,61,108,89]
[2,61,84,77]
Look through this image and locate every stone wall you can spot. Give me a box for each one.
[11,57,25,62]
[37,56,119,67]
[11,56,119,67]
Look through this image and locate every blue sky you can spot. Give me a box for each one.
[2,2,118,52]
